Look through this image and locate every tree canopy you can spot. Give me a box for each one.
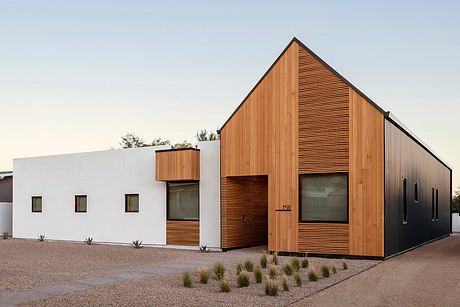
[453,188,460,214]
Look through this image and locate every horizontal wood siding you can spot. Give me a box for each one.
[166,220,199,246]
[298,47,349,173]
[155,150,200,181]
[298,223,349,254]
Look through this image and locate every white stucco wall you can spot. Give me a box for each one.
[0,202,12,234]
[13,147,169,244]
[453,213,460,233]
[198,141,221,249]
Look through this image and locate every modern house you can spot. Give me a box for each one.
[0,171,13,234]
[13,37,452,258]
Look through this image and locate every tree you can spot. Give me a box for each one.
[120,133,145,148]
[151,138,171,146]
[171,140,193,149]
[196,129,219,142]
[453,188,460,214]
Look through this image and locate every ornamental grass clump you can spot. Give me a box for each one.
[237,270,250,287]
[282,274,289,291]
[244,259,254,272]
[199,267,209,284]
[332,263,337,274]
[236,262,243,275]
[282,263,293,276]
[269,265,277,279]
[260,251,268,268]
[271,253,278,265]
[265,276,278,296]
[2,232,8,240]
[321,265,330,278]
[308,269,318,282]
[291,257,300,272]
[301,258,309,269]
[254,266,262,283]
[219,274,231,292]
[214,261,226,280]
[294,273,302,287]
[343,260,348,270]
[182,271,192,288]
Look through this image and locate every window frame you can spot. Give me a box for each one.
[31,196,43,213]
[435,188,439,221]
[414,181,419,204]
[298,172,349,224]
[402,177,408,224]
[75,195,87,213]
[166,181,200,221]
[125,194,140,213]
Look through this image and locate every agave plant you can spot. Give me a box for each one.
[132,240,143,249]
[37,235,45,242]
[2,232,8,240]
[85,237,94,245]
[199,244,209,253]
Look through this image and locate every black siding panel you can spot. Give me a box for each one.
[384,120,451,257]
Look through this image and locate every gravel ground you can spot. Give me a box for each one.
[16,249,379,306]
[0,238,198,292]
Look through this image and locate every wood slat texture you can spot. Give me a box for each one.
[166,220,199,246]
[349,88,385,257]
[220,42,299,252]
[155,149,200,181]
[220,177,268,249]
[298,47,349,173]
[298,223,349,254]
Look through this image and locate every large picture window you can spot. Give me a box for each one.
[167,182,199,221]
[299,173,348,222]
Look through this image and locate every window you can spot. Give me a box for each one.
[414,182,419,203]
[431,188,435,221]
[125,194,139,212]
[299,173,348,222]
[32,196,42,212]
[167,182,199,220]
[435,189,439,220]
[75,195,87,213]
[402,178,408,224]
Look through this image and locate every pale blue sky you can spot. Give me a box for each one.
[1,1,459,190]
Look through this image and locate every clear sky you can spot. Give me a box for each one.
[1,1,459,191]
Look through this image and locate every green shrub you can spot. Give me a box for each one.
[282,274,289,291]
[269,265,277,279]
[301,258,309,269]
[237,270,250,287]
[85,237,93,245]
[132,240,142,248]
[282,263,293,276]
[2,232,8,240]
[236,262,243,275]
[219,277,231,292]
[271,253,278,265]
[37,235,45,242]
[343,260,348,270]
[294,273,302,287]
[182,271,192,288]
[332,263,337,274]
[244,259,254,272]
[321,265,330,278]
[199,267,209,284]
[265,277,278,296]
[291,258,300,272]
[213,261,226,280]
[254,266,262,283]
[260,252,268,269]
[308,269,318,281]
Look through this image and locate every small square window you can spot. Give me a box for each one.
[125,194,139,212]
[75,195,87,213]
[32,196,42,212]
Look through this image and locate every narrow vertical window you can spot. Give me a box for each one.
[402,178,408,224]
[75,195,87,213]
[435,189,439,220]
[431,188,435,221]
[414,182,419,203]
[32,196,42,212]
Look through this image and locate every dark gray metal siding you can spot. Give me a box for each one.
[384,120,451,257]
[0,176,12,202]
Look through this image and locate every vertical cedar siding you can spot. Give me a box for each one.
[166,220,199,246]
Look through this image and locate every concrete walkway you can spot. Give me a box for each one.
[293,235,460,306]
[0,249,255,306]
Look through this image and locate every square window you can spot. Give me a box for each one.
[299,173,348,222]
[125,194,139,212]
[32,196,42,212]
[167,182,199,221]
[75,195,87,213]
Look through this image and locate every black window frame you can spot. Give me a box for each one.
[435,188,439,221]
[431,187,435,221]
[125,194,139,213]
[402,177,408,224]
[75,195,87,213]
[166,181,200,221]
[298,172,349,224]
[414,181,419,204]
[31,196,42,213]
